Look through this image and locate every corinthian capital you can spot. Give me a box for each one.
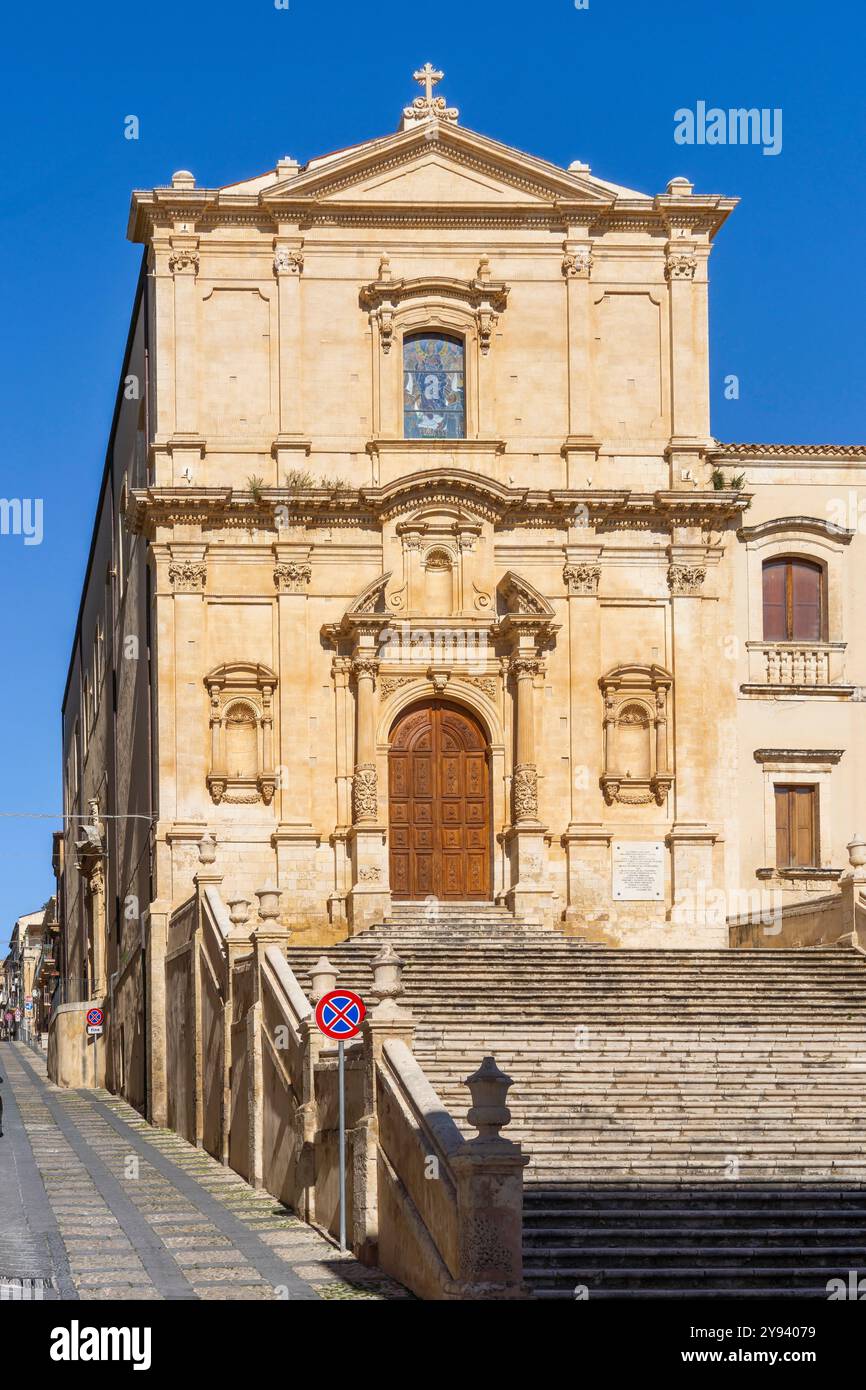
[168,249,200,275]
[168,559,207,592]
[667,563,706,596]
[563,562,600,595]
[274,561,312,593]
[665,250,698,281]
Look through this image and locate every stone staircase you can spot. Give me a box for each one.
[287,904,866,1298]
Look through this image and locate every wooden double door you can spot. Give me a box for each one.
[388,701,491,901]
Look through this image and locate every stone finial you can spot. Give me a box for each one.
[847,834,866,870]
[371,942,405,1005]
[666,175,694,196]
[198,832,217,865]
[226,897,251,929]
[464,1056,514,1141]
[171,169,195,188]
[310,955,340,1002]
[255,885,283,922]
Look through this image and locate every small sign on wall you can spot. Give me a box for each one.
[612,840,665,902]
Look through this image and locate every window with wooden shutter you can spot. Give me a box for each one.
[774,785,818,867]
[762,558,823,641]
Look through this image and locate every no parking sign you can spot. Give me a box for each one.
[86,1007,104,1037]
[314,988,366,1251]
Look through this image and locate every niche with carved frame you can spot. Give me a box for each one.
[204,663,278,806]
[600,664,674,807]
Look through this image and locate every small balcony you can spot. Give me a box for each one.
[743,641,852,696]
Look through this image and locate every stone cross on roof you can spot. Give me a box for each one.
[402,63,459,130]
[414,63,443,102]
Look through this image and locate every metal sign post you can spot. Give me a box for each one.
[315,988,366,1256]
[337,1039,346,1251]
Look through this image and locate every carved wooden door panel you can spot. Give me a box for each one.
[389,702,491,901]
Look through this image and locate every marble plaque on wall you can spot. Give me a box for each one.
[612,840,665,901]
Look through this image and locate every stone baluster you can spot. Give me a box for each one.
[310,955,340,1002]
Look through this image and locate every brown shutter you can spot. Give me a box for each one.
[793,786,817,866]
[762,560,788,640]
[775,787,791,867]
[791,560,822,641]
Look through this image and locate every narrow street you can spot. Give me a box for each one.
[0,1042,408,1302]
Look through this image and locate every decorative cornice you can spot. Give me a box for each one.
[359,272,509,355]
[128,479,750,537]
[737,515,855,545]
[753,748,845,765]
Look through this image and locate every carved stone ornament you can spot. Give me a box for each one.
[667,563,706,596]
[358,866,383,883]
[169,559,207,592]
[402,63,459,126]
[512,763,539,822]
[168,249,200,275]
[379,675,419,701]
[274,561,312,593]
[562,248,592,279]
[352,763,378,823]
[563,562,600,595]
[665,251,698,281]
[600,664,674,808]
[274,246,304,276]
[359,274,509,356]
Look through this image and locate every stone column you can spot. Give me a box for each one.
[664,227,710,484]
[505,651,554,924]
[272,235,310,481]
[168,547,208,834]
[329,658,353,926]
[667,549,721,941]
[347,645,390,933]
[561,557,610,929]
[561,232,601,485]
[89,864,108,1000]
[272,552,320,931]
[145,901,170,1127]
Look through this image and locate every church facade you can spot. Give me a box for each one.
[57,68,866,1103]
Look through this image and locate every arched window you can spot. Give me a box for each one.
[762,558,824,641]
[403,333,465,439]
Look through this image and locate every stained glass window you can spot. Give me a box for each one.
[403,334,465,439]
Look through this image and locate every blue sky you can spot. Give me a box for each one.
[1,0,863,940]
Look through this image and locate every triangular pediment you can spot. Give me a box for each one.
[265,123,626,212]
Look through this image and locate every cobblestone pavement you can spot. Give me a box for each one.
[0,1042,410,1302]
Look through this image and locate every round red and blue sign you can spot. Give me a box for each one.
[315,990,366,1041]
[86,1007,104,1028]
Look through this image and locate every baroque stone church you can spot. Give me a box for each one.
[56,67,866,1110]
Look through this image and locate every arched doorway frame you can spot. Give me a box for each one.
[376,676,508,902]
